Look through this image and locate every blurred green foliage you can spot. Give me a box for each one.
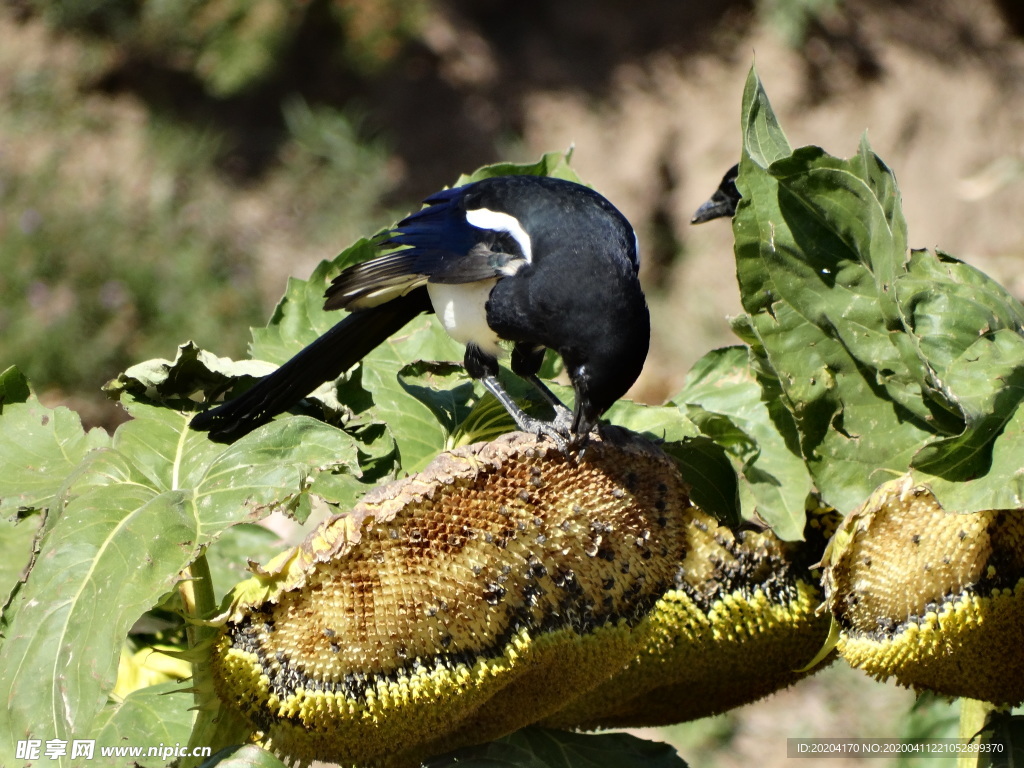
[278,97,397,244]
[28,0,430,95]
[0,13,400,423]
[0,141,262,402]
[0,2,429,427]
[756,0,841,47]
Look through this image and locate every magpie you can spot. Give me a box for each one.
[190,175,650,448]
[690,164,740,224]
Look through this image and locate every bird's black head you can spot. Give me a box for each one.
[691,163,740,224]
[564,294,651,438]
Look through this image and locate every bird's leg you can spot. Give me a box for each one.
[510,343,573,431]
[522,374,574,433]
[479,375,570,451]
[466,343,570,450]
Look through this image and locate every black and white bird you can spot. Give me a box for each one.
[691,164,740,224]
[191,175,650,448]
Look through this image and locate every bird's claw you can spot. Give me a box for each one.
[514,413,573,456]
[517,411,600,462]
[550,404,575,436]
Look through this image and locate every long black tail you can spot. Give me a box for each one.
[191,289,432,442]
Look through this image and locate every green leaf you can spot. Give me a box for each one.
[660,437,741,528]
[0,395,109,514]
[0,455,194,766]
[675,346,812,540]
[199,744,288,768]
[985,712,1024,768]
[396,360,480,437]
[455,150,582,186]
[734,70,935,513]
[203,523,285,600]
[0,398,373,766]
[896,250,1024,378]
[602,398,701,444]
[911,329,1024,478]
[0,366,31,407]
[740,65,791,168]
[426,727,687,768]
[913,398,1024,512]
[357,314,470,471]
[105,399,367,527]
[769,147,921,415]
[733,67,1024,514]
[92,681,195,767]
[306,421,396,509]
[0,510,42,621]
[107,341,389,492]
[105,342,272,405]
[192,413,372,526]
[895,249,1024,486]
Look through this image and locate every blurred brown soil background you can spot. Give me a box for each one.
[2,1,1023,761]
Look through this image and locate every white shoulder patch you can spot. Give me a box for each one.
[465,208,533,264]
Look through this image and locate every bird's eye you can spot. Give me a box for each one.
[488,231,526,259]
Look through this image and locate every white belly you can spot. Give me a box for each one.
[427,280,503,356]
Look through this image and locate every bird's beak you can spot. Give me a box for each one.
[570,402,601,448]
[691,191,735,224]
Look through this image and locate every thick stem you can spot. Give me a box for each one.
[179,551,248,768]
[957,699,997,768]
[182,550,218,685]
